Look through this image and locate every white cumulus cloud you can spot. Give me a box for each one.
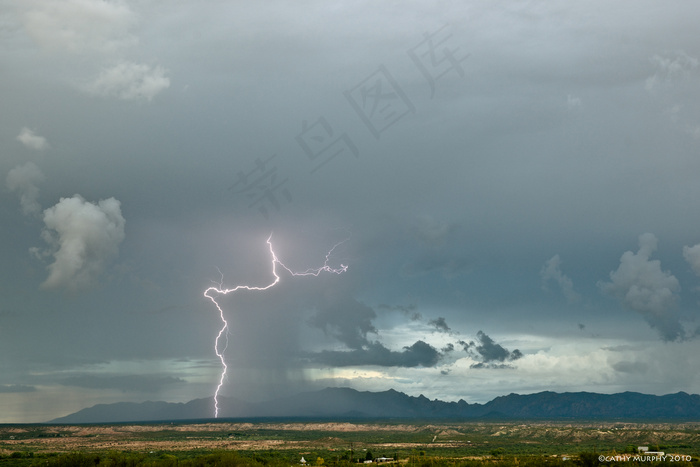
[598,233,682,341]
[6,162,45,217]
[88,61,170,101]
[37,195,125,291]
[645,51,699,92]
[682,243,700,277]
[17,127,49,151]
[566,94,582,109]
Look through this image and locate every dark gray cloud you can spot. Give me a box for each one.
[428,317,451,333]
[460,331,523,369]
[309,341,440,368]
[58,375,186,393]
[309,295,377,349]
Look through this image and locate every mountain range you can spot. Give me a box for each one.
[49,387,700,424]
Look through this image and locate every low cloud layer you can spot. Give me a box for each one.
[599,233,683,341]
[0,384,37,393]
[34,195,125,291]
[59,375,185,393]
[6,162,45,217]
[310,340,440,368]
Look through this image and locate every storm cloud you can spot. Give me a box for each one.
[3,1,700,423]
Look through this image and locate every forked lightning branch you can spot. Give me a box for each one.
[203,235,347,418]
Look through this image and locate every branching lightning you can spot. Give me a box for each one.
[203,235,347,418]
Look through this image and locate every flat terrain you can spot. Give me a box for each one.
[1,420,698,463]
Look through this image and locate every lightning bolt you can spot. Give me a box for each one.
[203,234,347,418]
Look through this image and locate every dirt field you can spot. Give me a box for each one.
[0,422,428,455]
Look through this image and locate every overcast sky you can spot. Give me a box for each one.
[2,1,700,423]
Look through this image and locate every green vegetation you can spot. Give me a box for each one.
[0,450,697,466]
[0,420,697,466]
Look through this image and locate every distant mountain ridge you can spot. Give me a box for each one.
[49,387,700,424]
